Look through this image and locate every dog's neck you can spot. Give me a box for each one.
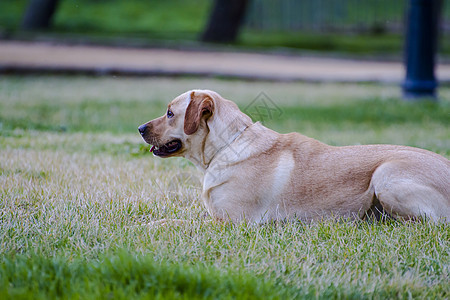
[186,111,254,172]
[207,122,251,163]
[195,125,251,171]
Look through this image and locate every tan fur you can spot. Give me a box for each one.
[139,90,450,223]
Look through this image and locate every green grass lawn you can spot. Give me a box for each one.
[0,76,449,299]
[2,0,449,55]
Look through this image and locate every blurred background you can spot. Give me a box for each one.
[0,0,449,57]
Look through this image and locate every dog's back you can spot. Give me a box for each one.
[276,133,450,222]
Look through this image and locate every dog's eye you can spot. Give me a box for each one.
[167,110,174,119]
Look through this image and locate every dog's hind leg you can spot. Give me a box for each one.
[371,161,450,223]
[364,195,392,222]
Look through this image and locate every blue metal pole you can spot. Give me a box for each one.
[402,0,441,100]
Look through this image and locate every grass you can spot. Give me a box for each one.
[0,0,210,37]
[0,76,449,298]
[1,252,295,299]
[238,31,409,55]
[1,0,449,55]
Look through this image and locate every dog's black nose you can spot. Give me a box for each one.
[138,124,147,136]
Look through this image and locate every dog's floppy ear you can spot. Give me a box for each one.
[184,91,215,135]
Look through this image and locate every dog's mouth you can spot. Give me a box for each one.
[150,139,182,157]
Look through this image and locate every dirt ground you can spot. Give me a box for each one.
[1,40,450,83]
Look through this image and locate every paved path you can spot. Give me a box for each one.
[1,40,450,83]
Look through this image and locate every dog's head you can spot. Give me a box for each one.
[139,90,252,162]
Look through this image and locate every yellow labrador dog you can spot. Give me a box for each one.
[138,90,449,223]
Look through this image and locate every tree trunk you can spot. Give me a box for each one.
[201,0,249,43]
[22,0,60,30]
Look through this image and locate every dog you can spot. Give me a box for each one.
[138,90,450,223]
